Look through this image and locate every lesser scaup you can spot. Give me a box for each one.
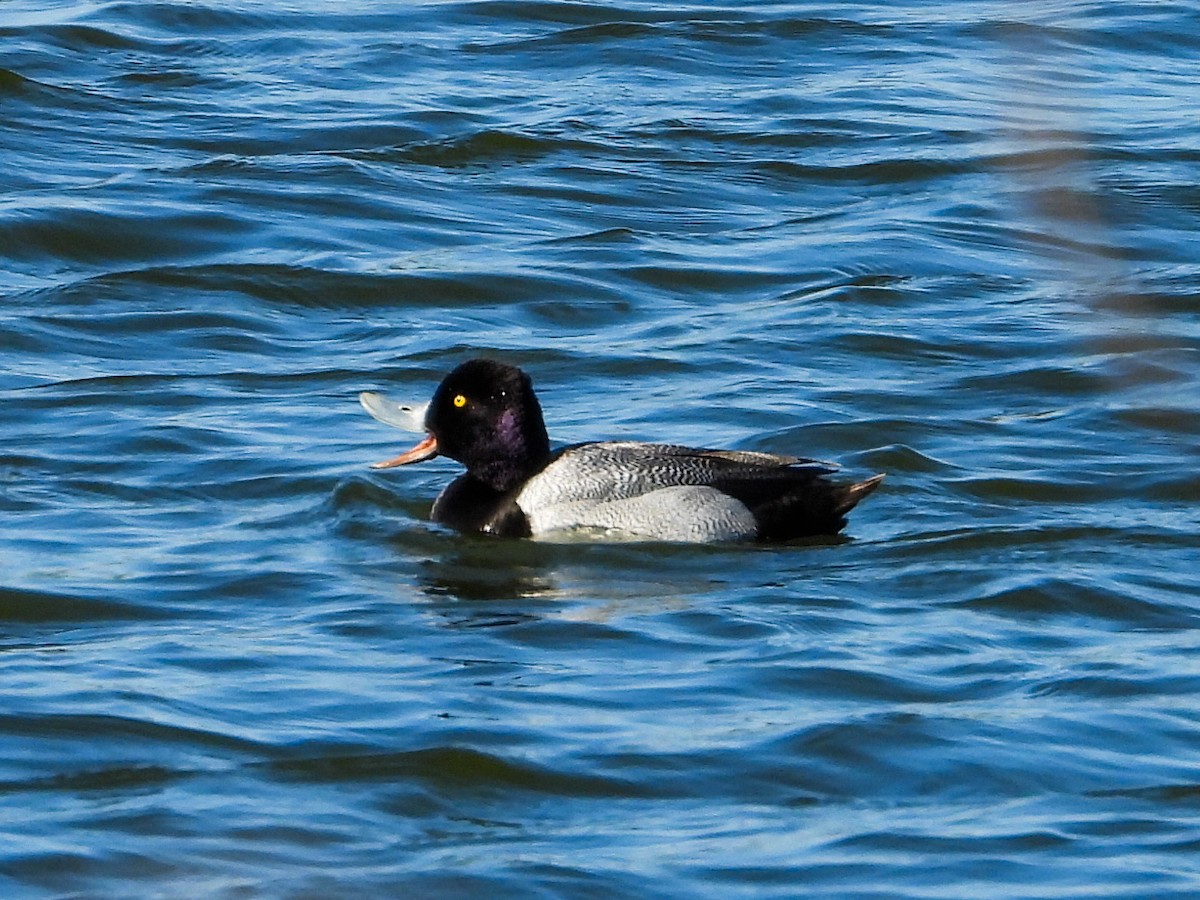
[361,358,883,542]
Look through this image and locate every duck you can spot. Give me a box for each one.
[360,358,883,543]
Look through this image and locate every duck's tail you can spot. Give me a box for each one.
[834,473,886,516]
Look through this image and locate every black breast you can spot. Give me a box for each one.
[431,474,532,537]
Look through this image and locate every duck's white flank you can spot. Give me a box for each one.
[514,442,762,541]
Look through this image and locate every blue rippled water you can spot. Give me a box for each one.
[3,1,1199,896]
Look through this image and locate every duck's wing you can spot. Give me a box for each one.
[514,441,833,516]
[690,447,830,468]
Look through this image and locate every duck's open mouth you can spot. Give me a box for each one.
[370,433,439,469]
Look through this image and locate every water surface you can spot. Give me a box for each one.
[2,1,1199,897]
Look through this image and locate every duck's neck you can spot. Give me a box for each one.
[474,406,550,493]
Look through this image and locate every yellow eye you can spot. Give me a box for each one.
[452,394,467,408]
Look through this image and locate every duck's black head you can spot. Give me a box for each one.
[422,359,551,491]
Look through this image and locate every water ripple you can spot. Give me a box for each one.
[3,0,1200,896]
